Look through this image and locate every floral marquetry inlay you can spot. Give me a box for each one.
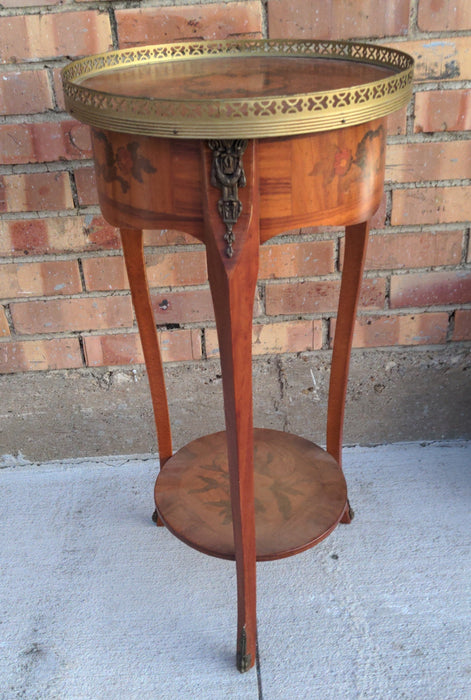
[154,428,348,561]
[93,130,156,193]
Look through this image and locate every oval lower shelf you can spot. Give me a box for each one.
[154,428,347,561]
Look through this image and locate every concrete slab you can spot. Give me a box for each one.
[0,442,470,699]
[1,346,470,462]
[257,442,471,699]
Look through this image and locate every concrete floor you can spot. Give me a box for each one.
[0,441,470,700]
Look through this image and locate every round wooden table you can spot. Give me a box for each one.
[63,39,413,672]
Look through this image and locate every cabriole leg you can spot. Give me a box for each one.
[202,140,259,672]
[120,228,173,525]
[326,221,370,524]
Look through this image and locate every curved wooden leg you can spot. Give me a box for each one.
[120,228,173,525]
[326,221,370,524]
[202,140,259,672]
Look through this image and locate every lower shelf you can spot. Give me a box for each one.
[154,428,347,562]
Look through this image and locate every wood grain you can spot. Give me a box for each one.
[84,56,394,102]
[199,139,259,672]
[155,428,347,561]
[91,118,386,672]
[92,130,205,240]
[120,228,172,526]
[326,221,370,523]
[91,118,386,240]
[259,120,386,239]
[120,228,173,469]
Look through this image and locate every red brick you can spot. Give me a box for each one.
[453,310,471,341]
[394,38,471,82]
[0,260,81,299]
[331,312,449,348]
[1,0,61,7]
[0,217,79,256]
[131,249,202,288]
[386,141,471,184]
[150,288,214,324]
[142,229,199,247]
[83,328,201,366]
[267,0,409,39]
[83,333,145,366]
[0,172,74,214]
[84,216,121,251]
[371,193,387,229]
[418,0,471,31]
[10,296,133,334]
[259,240,335,279]
[149,287,262,324]
[0,216,119,257]
[391,270,471,309]
[361,231,463,270]
[84,329,201,367]
[145,327,202,362]
[0,218,128,257]
[0,12,112,64]
[387,106,407,136]
[0,121,92,166]
[0,306,10,337]
[116,2,263,47]
[391,186,471,226]
[265,278,385,315]
[206,319,322,358]
[82,256,127,292]
[74,167,98,206]
[82,249,207,292]
[414,90,471,133]
[0,70,53,115]
[0,337,83,373]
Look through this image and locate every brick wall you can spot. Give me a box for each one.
[0,0,470,375]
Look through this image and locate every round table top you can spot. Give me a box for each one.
[63,38,413,139]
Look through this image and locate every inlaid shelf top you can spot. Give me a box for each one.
[155,429,347,561]
[62,38,414,138]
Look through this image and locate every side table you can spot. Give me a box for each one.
[63,39,413,672]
